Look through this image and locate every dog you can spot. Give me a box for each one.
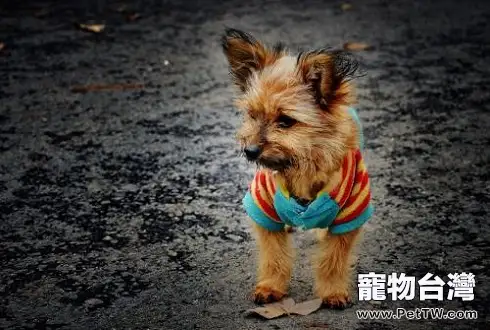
[221,28,373,309]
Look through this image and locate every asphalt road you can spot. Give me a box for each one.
[1,0,489,329]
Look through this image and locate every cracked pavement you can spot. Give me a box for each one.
[0,0,489,329]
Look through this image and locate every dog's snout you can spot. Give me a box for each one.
[244,145,261,161]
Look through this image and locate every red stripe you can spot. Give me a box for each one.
[334,191,371,224]
[337,156,356,207]
[341,168,369,214]
[357,170,369,192]
[253,172,281,222]
[355,149,361,162]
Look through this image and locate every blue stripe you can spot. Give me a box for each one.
[329,203,374,235]
[242,191,285,232]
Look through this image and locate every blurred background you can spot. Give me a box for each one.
[0,0,489,329]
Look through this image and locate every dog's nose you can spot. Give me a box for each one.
[244,145,261,161]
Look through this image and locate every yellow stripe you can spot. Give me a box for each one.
[336,181,370,220]
[351,181,361,197]
[275,175,289,198]
[351,161,367,196]
[264,171,275,201]
[357,158,366,172]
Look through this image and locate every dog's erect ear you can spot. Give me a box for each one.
[222,28,283,92]
[297,49,359,110]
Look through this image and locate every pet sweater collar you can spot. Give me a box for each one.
[242,107,373,234]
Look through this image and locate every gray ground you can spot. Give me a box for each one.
[1,0,489,329]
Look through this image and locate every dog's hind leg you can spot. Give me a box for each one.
[313,228,362,309]
[251,223,294,304]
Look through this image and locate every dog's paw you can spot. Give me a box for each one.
[321,294,353,310]
[253,286,285,304]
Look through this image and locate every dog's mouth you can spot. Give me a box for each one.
[256,156,292,171]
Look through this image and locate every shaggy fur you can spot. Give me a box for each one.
[222,28,363,308]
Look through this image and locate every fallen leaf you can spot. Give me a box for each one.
[247,298,294,319]
[343,42,374,51]
[280,297,296,310]
[341,3,352,11]
[247,305,287,319]
[70,83,144,93]
[0,43,4,52]
[126,13,141,22]
[78,23,105,33]
[289,298,323,316]
[247,298,323,319]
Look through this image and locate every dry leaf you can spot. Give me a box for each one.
[78,23,105,33]
[247,298,295,319]
[126,13,141,22]
[289,298,323,316]
[341,3,352,11]
[279,297,296,310]
[247,305,287,319]
[70,83,144,93]
[0,43,4,52]
[343,42,374,51]
[247,298,322,319]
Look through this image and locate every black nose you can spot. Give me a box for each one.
[244,145,261,161]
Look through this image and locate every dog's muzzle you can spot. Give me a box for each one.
[244,145,261,161]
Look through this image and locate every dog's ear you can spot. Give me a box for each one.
[222,28,282,92]
[297,49,359,110]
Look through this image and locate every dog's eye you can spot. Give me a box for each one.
[277,115,297,128]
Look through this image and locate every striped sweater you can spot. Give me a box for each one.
[242,108,373,234]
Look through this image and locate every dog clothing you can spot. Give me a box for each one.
[242,107,373,234]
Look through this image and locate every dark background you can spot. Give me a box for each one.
[0,0,489,329]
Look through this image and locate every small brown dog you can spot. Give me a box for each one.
[222,29,373,309]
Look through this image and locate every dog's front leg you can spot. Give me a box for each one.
[251,222,293,304]
[314,228,361,309]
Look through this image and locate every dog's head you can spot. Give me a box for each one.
[222,28,360,173]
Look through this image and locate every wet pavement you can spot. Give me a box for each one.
[0,0,489,329]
